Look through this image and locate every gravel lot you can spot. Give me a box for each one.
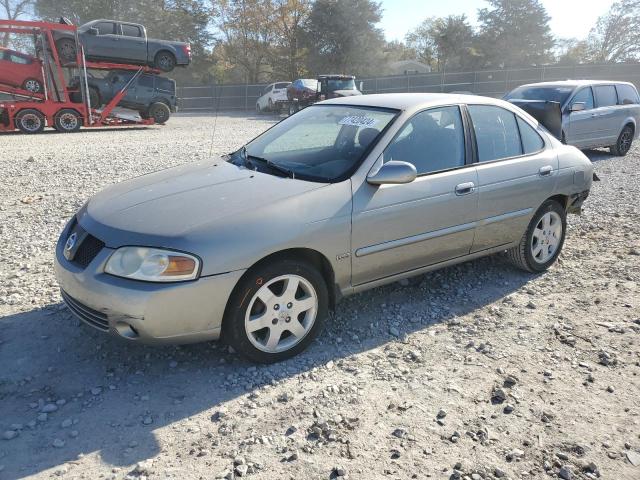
[0,114,639,480]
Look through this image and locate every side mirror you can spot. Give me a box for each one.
[570,102,586,112]
[88,27,99,35]
[367,161,417,185]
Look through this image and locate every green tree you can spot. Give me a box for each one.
[476,0,554,68]
[1,0,34,47]
[585,0,640,63]
[304,0,385,77]
[406,14,477,71]
[270,0,311,80]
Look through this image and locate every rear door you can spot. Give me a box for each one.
[565,86,597,147]
[469,104,558,252]
[591,84,620,144]
[117,23,147,62]
[351,105,478,285]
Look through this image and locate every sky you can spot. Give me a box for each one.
[379,0,616,42]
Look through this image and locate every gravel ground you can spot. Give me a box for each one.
[0,114,639,480]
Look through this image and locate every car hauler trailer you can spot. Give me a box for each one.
[0,19,158,134]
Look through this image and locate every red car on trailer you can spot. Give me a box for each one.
[0,47,44,93]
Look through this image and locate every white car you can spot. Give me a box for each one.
[256,82,291,112]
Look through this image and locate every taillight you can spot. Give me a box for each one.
[182,44,191,57]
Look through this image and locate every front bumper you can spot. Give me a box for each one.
[54,222,245,345]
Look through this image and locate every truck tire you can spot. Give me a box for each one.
[15,109,45,134]
[154,51,176,72]
[55,38,77,63]
[54,109,82,133]
[147,102,171,124]
[22,78,43,94]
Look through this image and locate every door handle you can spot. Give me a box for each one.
[539,165,553,176]
[455,182,475,196]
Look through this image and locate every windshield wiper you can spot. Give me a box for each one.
[247,154,296,179]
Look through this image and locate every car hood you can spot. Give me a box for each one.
[78,159,328,246]
[331,90,362,98]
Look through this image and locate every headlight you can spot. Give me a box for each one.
[105,247,200,282]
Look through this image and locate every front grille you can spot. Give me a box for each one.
[73,234,104,268]
[61,290,109,332]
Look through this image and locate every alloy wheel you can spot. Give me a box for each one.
[244,274,318,353]
[531,211,562,264]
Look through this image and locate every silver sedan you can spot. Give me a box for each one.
[55,93,594,362]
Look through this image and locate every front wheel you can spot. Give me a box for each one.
[610,125,634,156]
[55,38,77,62]
[223,260,328,363]
[505,200,566,273]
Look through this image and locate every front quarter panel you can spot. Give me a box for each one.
[186,180,353,288]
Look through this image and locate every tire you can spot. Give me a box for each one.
[610,125,634,156]
[154,51,176,72]
[268,98,274,111]
[71,87,101,108]
[256,103,262,114]
[55,38,77,62]
[288,102,298,116]
[15,109,45,134]
[223,259,329,363]
[22,78,43,94]
[506,199,567,273]
[147,102,171,124]
[54,109,81,133]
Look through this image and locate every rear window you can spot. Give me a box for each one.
[275,83,290,89]
[505,86,573,104]
[468,105,522,162]
[616,84,639,105]
[594,85,618,107]
[121,24,142,38]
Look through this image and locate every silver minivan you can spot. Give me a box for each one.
[505,80,640,155]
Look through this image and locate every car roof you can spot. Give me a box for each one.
[516,80,635,89]
[321,92,510,111]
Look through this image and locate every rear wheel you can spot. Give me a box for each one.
[223,259,328,363]
[505,200,566,273]
[610,125,634,156]
[54,109,81,133]
[256,103,262,114]
[55,38,77,63]
[22,78,43,94]
[15,109,45,134]
[147,102,171,124]
[154,51,176,72]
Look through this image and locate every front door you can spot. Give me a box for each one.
[351,105,478,286]
[82,21,119,59]
[565,86,597,147]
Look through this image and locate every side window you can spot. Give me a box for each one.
[95,22,115,35]
[383,106,465,174]
[516,117,544,154]
[571,87,594,110]
[468,105,522,162]
[9,53,30,64]
[594,85,618,107]
[121,24,142,38]
[137,75,153,88]
[616,84,640,105]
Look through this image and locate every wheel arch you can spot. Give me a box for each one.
[223,248,338,324]
[546,194,570,211]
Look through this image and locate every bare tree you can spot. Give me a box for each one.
[586,0,640,63]
[1,0,34,46]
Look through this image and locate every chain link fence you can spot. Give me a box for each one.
[177,63,640,112]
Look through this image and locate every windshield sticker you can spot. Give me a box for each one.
[339,115,378,128]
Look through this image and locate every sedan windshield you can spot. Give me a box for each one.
[505,86,574,104]
[230,105,398,182]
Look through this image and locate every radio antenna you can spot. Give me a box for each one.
[208,81,223,158]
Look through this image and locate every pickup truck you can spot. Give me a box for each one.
[54,19,191,72]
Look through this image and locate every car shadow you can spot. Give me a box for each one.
[0,254,539,478]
